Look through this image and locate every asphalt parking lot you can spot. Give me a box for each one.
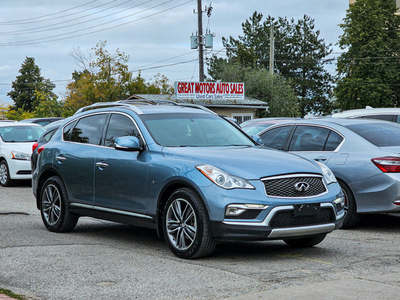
[1,183,400,300]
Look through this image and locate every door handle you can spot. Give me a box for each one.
[96,162,108,168]
[56,155,66,162]
[314,157,327,162]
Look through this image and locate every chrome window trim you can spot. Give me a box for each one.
[289,124,345,153]
[258,123,345,153]
[70,203,153,220]
[61,111,147,149]
[261,173,329,199]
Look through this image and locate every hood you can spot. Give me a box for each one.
[2,142,34,154]
[161,146,322,180]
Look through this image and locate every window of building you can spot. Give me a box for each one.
[232,113,253,124]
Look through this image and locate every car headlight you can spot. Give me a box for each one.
[316,161,336,184]
[196,164,255,190]
[11,151,31,161]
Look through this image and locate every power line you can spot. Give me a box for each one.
[0,0,108,25]
[0,0,144,35]
[0,0,192,46]
[131,58,199,72]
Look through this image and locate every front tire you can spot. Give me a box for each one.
[40,176,78,232]
[283,233,327,247]
[0,160,13,187]
[162,188,216,259]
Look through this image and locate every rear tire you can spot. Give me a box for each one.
[339,180,361,229]
[283,233,327,247]
[0,160,13,187]
[40,176,78,232]
[162,188,216,259]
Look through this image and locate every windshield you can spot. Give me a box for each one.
[346,123,400,147]
[242,123,274,135]
[0,126,46,142]
[141,113,255,147]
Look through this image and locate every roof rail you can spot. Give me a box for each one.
[74,99,218,115]
[117,99,179,106]
[74,102,143,115]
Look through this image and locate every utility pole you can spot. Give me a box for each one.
[197,0,204,82]
[269,26,274,74]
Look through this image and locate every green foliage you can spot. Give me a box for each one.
[208,61,299,117]
[34,91,64,118]
[64,41,174,113]
[5,108,34,121]
[334,0,400,110]
[7,57,56,112]
[208,12,333,116]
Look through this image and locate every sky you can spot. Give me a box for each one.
[0,0,349,105]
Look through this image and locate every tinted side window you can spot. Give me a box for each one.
[70,114,107,145]
[104,114,140,147]
[289,126,330,151]
[259,126,292,150]
[63,121,76,141]
[325,131,343,151]
[362,114,394,122]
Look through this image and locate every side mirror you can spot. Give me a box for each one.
[114,136,142,151]
[252,135,263,145]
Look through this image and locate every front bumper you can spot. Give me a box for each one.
[8,159,32,180]
[211,202,344,241]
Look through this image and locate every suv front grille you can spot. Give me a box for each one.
[270,207,334,228]
[262,175,327,198]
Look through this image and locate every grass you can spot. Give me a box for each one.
[0,288,26,300]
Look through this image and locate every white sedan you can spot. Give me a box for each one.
[0,123,45,187]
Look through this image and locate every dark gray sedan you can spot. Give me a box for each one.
[255,118,400,228]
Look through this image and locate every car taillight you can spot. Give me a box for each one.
[37,145,45,155]
[32,142,39,152]
[371,157,400,173]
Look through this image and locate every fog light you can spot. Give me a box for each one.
[393,200,400,206]
[334,197,344,208]
[225,206,245,216]
[225,204,268,217]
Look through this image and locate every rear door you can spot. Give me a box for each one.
[54,113,107,205]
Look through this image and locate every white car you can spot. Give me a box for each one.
[0,123,45,187]
[332,106,400,123]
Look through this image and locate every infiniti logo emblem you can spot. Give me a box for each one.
[294,182,310,192]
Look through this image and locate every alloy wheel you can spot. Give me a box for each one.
[42,184,62,226]
[0,163,7,185]
[166,198,197,251]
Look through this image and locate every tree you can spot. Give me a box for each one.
[208,60,299,117]
[64,41,174,114]
[208,12,334,116]
[34,91,64,118]
[334,0,400,110]
[8,57,55,112]
[0,101,11,120]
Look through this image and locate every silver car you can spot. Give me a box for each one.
[256,118,400,228]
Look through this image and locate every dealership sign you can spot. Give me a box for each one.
[175,81,245,100]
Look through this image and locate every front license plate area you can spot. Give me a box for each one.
[293,203,320,217]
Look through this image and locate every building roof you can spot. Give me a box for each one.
[127,94,268,109]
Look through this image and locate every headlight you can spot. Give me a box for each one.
[316,161,336,184]
[11,151,31,161]
[196,164,255,190]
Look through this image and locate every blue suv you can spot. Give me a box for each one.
[32,100,344,259]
